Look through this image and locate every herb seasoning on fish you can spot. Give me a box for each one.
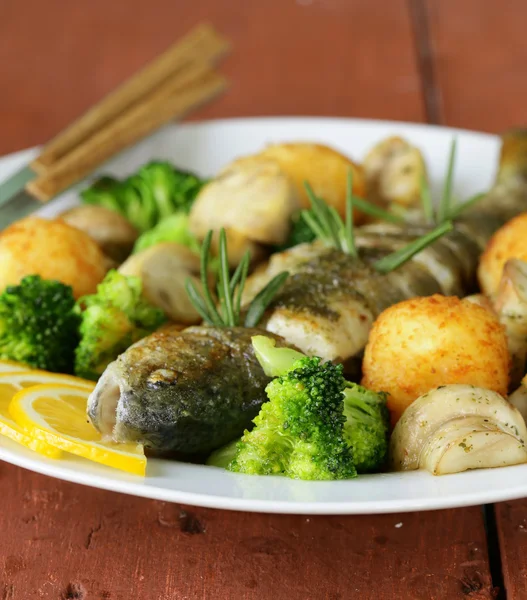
[250,131,527,364]
[88,229,290,455]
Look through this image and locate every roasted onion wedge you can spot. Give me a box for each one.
[390,384,527,475]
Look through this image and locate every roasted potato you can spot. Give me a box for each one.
[260,142,366,221]
[362,294,510,426]
[0,216,107,298]
[478,212,527,298]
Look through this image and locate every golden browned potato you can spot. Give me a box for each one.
[0,216,107,298]
[260,142,366,222]
[362,294,509,426]
[478,213,527,298]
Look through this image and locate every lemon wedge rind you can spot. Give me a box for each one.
[0,371,95,458]
[10,383,146,476]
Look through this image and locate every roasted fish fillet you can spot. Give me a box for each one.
[88,326,285,455]
[245,130,527,363]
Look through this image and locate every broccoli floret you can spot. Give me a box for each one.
[81,162,207,232]
[207,439,239,469]
[214,335,388,479]
[133,213,201,254]
[229,355,356,481]
[0,275,80,373]
[274,211,316,252]
[343,383,389,473]
[74,270,166,380]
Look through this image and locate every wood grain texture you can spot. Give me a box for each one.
[425,2,527,596]
[0,463,496,600]
[495,501,527,600]
[425,0,527,132]
[0,1,500,599]
[0,0,425,155]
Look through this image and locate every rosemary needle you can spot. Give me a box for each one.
[419,172,434,224]
[348,195,405,225]
[344,170,356,257]
[186,227,289,328]
[244,272,290,328]
[374,221,454,274]
[438,139,457,223]
[218,229,235,326]
[198,231,223,327]
[446,192,486,220]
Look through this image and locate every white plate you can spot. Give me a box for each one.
[0,117,524,515]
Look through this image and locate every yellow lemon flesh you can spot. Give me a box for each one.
[0,360,32,373]
[0,371,94,458]
[10,383,146,476]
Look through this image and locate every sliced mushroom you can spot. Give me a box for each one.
[493,258,527,388]
[119,242,210,324]
[363,136,427,221]
[189,155,299,262]
[509,376,527,424]
[60,205,138,263]
[390,384,527,475]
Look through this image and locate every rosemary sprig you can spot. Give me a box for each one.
[303,179,358,257]
[374,221,454,274]
[421,138,484,223]
[301,175,453,274]
[302,172,404,253]
[185,228,289,328]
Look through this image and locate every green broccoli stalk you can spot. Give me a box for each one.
[209,335,389,477]
[0,275,80,373]
[343,384,389,473]
[81,162,207,232]
[133,213,201,254]
[207,439,239,469]
[74,270,166,380]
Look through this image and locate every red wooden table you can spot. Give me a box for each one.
[1,1,526,598]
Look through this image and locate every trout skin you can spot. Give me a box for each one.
[250,130,527,362]
[88,326,285,455]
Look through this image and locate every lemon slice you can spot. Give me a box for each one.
[0,371,94,458]
[10,384,146,476]
[0,360,32,373]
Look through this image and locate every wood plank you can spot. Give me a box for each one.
[0,463,496,600]
[495,501,527,600]
[426,1,527,596]
[0,1,495,598]
[0,0,425,155]
[425,0,527,132]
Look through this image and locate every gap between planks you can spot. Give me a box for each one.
[407,0,442,124]
[408,1,508,595]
